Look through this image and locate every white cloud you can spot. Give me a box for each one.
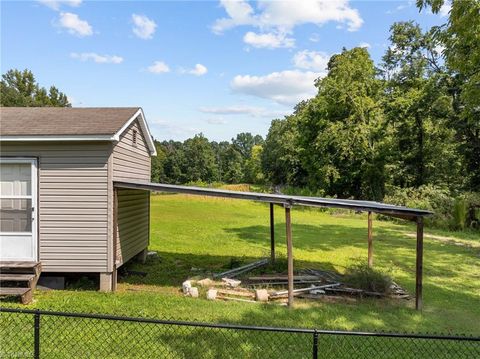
[439,2,451,17]
[231,70,321,105]
[359,42,371,48]
[147,61,170,74]
[243,31,295,49]
[386,0,414,14]
[200,105,288,118]
[213,0,363,36]
[150,118,200,138]
[212,0,256,34]
[309,33,320,42]
[199,105,265,116]
[38,0,82,11]
[293,50,329,72]
[189,64,208,76]
[132,14,157,39]
[58,12,92,37]
[70,52,123,64]
[206,117,227,125]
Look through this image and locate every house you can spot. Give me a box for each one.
[0,107,156,295]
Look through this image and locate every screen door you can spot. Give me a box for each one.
[0,158,38,261]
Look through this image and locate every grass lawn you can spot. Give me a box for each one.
[2,193,479,335]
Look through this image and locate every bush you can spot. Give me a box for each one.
[344,263,392,294]
[383,185,480,231]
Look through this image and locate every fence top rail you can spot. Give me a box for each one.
[1,307,478,342]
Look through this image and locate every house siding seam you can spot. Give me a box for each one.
[0,142,110,272]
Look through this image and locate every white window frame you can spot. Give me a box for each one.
[0,157,38,261]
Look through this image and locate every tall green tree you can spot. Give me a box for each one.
[416,0,480,190]
[297,48,386,200]
[232,132,264,159]
[244,145,264,184]
[1,69,70,107]
[262,116,305,186]
[221,145,244,183]
[381,21,460,189]
[182,134,219,182]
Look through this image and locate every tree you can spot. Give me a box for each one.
[381,21,461,189]
[182,134,219,182]
[1,69,70,107]
[232,132,263,159]
[151,141,167,183]
[297,48,386,200]
[262,116,304,186]
[416,0,480,190]
[244,145,264,184]
[221,145,244,183]
[161,140,187,184]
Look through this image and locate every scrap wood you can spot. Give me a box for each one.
[213,258,269,279]
[246,280,324,287]
[271,283,341,298]
[216,289,255,298]
[197,278,214,287]
[324,287,385,297]
[298,294,357,303]
[248,275,321,281]
[216,295,259,304]
[222,277,241,288]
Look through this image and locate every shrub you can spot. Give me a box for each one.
[343,263,392,294]
[383,185,480,231]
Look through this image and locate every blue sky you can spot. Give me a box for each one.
[1,0,449,141]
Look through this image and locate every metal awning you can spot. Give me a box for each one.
[113,180,432,220]
[113,180,429,310]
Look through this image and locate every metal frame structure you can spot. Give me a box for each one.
[114,180,432,310]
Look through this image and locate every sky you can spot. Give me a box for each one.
[1,0,449,142]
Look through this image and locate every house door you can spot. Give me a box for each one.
[0,158,38,261]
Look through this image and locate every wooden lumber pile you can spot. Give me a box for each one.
[182,266,409,304]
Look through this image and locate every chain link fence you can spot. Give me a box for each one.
[1,307,479,358]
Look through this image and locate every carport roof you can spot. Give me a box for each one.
[114,180,432,220]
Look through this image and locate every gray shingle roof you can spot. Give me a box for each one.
[0,107,140,136]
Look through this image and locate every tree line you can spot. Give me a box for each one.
[151,133,265,185]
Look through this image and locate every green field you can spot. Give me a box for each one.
[2,193,479,335]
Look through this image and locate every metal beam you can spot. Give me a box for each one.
[113,180,433,219]
[270,203,275,263]
[285,205,294,307]
[368,211,373,268]
[415,216,424,310]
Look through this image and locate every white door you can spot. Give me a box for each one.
[0,158,38,261]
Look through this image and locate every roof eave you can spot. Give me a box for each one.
[0,135,115,141]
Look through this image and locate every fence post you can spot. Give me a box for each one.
[312,329,318,359]
[34,310,40,359]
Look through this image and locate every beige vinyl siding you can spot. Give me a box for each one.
[0,142,110,272]
[115,189,149,267]
[113,119,151,181]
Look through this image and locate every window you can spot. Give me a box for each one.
[132,130,137,147]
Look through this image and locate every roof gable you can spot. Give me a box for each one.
[0,107,156,156]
